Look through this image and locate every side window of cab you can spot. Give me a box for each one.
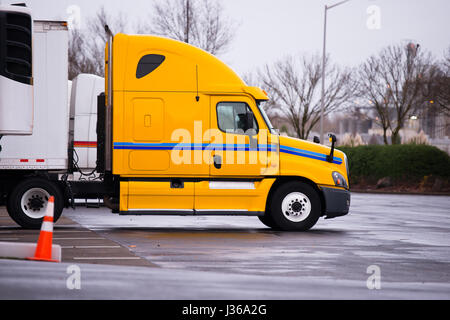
[216,102,258,134]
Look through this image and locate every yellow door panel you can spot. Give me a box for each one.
[124,181,194,212]
[194,178,275,213]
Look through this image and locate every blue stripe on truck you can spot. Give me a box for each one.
[113,142,278,152]
[113,142,342,164]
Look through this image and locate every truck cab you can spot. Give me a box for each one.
[100,33,350,231]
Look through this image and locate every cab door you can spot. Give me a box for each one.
[194,95,276,214]
[208,96,267,177]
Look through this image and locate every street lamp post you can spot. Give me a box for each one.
[320,0,350,144]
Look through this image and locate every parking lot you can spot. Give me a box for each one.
[0,192,449,299]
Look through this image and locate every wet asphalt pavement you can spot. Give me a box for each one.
[0,192,449,299]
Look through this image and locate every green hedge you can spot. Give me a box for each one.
[338,145,450,184]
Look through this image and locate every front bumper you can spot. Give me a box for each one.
[321,186,351,219]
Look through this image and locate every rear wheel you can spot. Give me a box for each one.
[7,177,64,229]
[268,181,321,231]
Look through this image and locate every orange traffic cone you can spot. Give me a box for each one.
[27,196,59,262]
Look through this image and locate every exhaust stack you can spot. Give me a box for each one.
[104,25,113,172]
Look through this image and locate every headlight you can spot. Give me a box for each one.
[332,171,348,189]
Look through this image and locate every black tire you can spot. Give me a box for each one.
[268,181,321,231]
[258,214,278,229]
[7,177,64,229]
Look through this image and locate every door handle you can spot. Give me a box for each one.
[213,155,222,169]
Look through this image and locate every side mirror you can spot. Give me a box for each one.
[326,133,337,163]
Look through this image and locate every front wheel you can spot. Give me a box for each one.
[268,181,321,231]
[7,178,64,229]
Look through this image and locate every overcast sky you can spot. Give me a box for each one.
[2,0,449,77]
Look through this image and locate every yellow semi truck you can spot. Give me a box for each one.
[98,31,350,231]
[1,6,350,231]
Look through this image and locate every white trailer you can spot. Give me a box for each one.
[1,14,102,172]
[0,20,68,169]
[0,5,109,229]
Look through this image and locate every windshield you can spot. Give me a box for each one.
[256,101,277,135]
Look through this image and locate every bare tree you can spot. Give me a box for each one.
[143,0,237,55]
[414,47,450,137]
[68,28,96,80]
[357,43,435,144]
[257,54,354,140]
[68,6,128,79]
[356,54,392,145]
[432,47,450,116]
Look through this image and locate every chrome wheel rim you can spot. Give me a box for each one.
[20,188,50,219]
[281,192,311,222]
